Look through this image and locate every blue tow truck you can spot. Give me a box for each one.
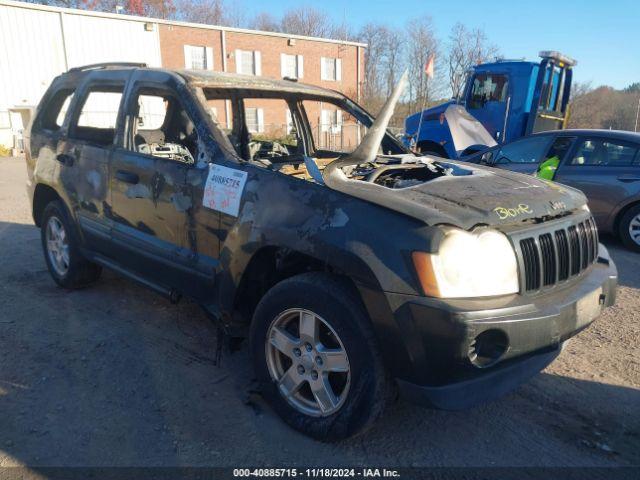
[404,51,577,158]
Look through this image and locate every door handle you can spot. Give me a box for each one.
[115,170,139,184]
[617,175,640,183]
[56,153,74,166]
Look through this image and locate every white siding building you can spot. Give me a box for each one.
[0,0,365,150]
[0,0,161,147]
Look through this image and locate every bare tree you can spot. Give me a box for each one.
[406,16,440,112]
[358,23,386,107]
[173,0,245,26]
[382,28,405,97]
[172,0,224,23]
[447,22,499,99]
[280,6,332,38]
[250,12,281,32]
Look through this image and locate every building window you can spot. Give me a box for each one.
[183,45,213,70]
[321,57,342,81]
[321,109,342,133]
[281,54,304,79]
[236,50,261,76]
[245,107,264,133]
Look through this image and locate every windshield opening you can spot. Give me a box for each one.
[199,87,407,182]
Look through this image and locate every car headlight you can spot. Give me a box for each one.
[412,227,519,298]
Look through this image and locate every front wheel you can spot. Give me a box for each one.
[250,273,393,441]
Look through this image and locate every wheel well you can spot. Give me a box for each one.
[614,200,640,233]
[416,141,448,158]
[233,247,351,325]
[32,184,61,227]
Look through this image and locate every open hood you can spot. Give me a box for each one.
[323,73,586,230]
[444,104,497,153]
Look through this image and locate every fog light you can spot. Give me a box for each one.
[469,329,509,368]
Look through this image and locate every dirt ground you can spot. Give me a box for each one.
[0,156,638,468]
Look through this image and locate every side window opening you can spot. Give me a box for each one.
[241,98,302,163]
[128,88,199,165]
[36,89,75,132]
[570,139,638,167]
[69,86,124,146]
[302,99,365,155]
[494,136,553,164]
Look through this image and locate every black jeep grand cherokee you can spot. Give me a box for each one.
[25,64,617,441]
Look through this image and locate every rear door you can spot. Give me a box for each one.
[60,71,128,254]
[554,136,640,227]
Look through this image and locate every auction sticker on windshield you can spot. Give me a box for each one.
[203,164,248,216]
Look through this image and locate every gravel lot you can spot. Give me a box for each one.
[0,156,638,468]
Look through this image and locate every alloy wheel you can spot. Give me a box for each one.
[265,308,350,417]
[629,213,640,246]
[46,216,70,276]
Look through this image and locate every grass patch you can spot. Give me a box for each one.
[0,145,12,157]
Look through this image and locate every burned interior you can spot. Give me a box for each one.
[195,79,467,190]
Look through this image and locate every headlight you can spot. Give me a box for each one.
[412,228,519,298]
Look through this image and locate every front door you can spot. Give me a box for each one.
[466,72,510,142]
[555,137,640,227]
[109,77,218,298]
[488,134,555,174]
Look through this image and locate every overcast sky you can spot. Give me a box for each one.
[245,0,639,90]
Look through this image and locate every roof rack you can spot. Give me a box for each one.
[67,62,148,73]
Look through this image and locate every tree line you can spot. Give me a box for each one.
[25,1,639,132]
[568,82,640,132]
[26,1,499,125]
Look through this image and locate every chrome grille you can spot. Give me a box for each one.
[518,217,599,293]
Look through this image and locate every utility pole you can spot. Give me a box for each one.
[635,96,640,132]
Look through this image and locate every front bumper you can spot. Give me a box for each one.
[382,245,617,410]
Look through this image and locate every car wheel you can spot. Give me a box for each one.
[619,204,640,252]
[250,272,393,441]
[41,200,102,288]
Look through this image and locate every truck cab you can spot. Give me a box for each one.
[405,51,576,158]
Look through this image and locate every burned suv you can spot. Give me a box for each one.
[25,64,617,440]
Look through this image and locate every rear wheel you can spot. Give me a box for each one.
[619,204,640,252]
[41,201,102,288]
[250,272,393,441]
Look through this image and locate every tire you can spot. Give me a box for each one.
[250,272,393,441]
[40,200,102,288]
[619,203,640,252]
[416,143,448,158]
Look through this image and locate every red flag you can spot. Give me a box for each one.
[424,54,435,79]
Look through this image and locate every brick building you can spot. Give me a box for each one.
[158,22,365,151]
[0,0,366,151]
